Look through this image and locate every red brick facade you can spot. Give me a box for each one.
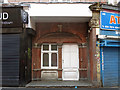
[32,22,89,80]
[33,23,88,44]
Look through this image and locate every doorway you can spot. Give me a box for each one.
[62,44,79,80]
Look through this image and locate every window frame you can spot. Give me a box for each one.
[41,44,58,69]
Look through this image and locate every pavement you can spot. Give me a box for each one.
[1,87,120,90]
[1,81,120,90]
[26,80,93,88]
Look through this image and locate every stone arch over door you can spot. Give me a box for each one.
[36,32,83,44]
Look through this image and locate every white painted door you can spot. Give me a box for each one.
[62,44,79,80]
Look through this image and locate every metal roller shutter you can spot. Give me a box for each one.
[1,34,20,86]
[102,47,119,86]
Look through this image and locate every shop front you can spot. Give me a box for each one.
[99,5,120,86]
[0,6,35,86]
[100,40,120,86]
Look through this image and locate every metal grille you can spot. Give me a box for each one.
[102,47,119,86]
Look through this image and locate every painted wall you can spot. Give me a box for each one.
[28,4,92,17]
[26,3,92,29]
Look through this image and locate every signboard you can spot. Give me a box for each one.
[100,11,120,30]
[0,7,28,28]
[100,30,120,36]
[22,11,28,24]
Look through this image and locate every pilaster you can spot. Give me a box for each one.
[89,2,101,86]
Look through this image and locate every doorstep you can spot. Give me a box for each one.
[26,80,93,88]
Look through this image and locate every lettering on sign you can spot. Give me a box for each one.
[100,11,120,30]
[0,8,28,28]
[0,12,9,20]
[0,12,13,26]
[110,15,120,24]
[0,8,23,28]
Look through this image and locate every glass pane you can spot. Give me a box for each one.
[43,53,49,66]
[51,45,57,51]
[51,53,57,67]
[43,45,49,51]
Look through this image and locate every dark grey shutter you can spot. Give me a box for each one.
[1,34,20,86]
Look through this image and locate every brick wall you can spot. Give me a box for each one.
[33,22,88,44]
[32,22,89,80]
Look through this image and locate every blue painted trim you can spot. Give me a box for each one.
[100,30,120,36]
[96,42,105,46]
[100,40,120,47]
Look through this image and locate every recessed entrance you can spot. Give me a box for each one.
[62,44,79,81]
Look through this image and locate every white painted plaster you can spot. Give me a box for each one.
[26,3,92,28]
[29,4,92,17]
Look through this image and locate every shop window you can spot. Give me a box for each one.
[41,44,58,69]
